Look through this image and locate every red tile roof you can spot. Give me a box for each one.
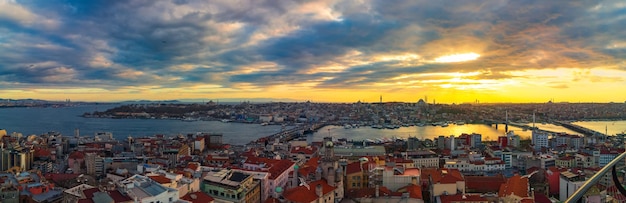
[398,184,422,199]
[181,191,214,203]
[244,157,294,180]
[148,175,172,184]
[439,194,487,203]
[283,179,336,203]
[499,174,530,198]
[465,175,506,193]
[263,197,281,203]
[345,161,373,175]
[82,188,100,199]
[403,168,420,176]
[107,190,132,202]
[440,169,464,184]
[534,192,552,203]
[34,147,52,158]
[69,151,85,159]
[187,162,200,171]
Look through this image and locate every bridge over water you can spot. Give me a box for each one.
[253,123,327,144]
[483,119,608,137]
[553,121,608,137]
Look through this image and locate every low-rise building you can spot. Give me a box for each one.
[118,174,180,203]
[382,167,420,191]
[201,169,261,203]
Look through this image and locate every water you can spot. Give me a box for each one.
[1,105,624,144]
[310,124,513,142]
[310,124,546,142]
[572,120,626,135]
[0,104,285,144]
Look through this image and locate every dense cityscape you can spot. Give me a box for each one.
[4,0,626,202]
[2,100,626,203]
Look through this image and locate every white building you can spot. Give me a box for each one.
[259,115,273,123]
[532,130,549,150]
[118,174,180,203]
[406,150,439,168]
[193,137,205,152]
[382,167,420,191]
[444,157,505,172]
[599,149,624,167]
[241,157,295,202]
[559,171,586,202]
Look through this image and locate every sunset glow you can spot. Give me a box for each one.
[1,1,626,103]
[434,53,480,63]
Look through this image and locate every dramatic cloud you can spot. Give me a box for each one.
[1,0,626,102]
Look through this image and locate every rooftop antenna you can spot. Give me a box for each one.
[605,125,608,142]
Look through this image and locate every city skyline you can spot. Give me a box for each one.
[1,0,626,103]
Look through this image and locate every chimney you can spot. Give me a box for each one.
[316,184,323,198]
[315,166,322,180]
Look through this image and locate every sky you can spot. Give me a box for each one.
[1,0,626,103]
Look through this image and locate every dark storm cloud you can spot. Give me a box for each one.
[0,0,624,91]
[255,15,399,72]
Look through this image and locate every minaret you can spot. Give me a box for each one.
[379,95,382,104]
[292,165,299,188]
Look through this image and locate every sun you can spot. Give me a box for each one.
[435,53,480,63]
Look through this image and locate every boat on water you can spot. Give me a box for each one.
[261,122,269,126]
[344,124,352,129]
[416,123,426,127]
[441,122,449,127]
[456,121,465,125]
[221,119,231,123]
[371,125,383,129]
[181,117,198,122]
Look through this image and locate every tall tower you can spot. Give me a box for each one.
[320,137,341,185]
[379,95,382,104]
[319,137,344,200]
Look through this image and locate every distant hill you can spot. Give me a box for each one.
[120,100,181,103]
